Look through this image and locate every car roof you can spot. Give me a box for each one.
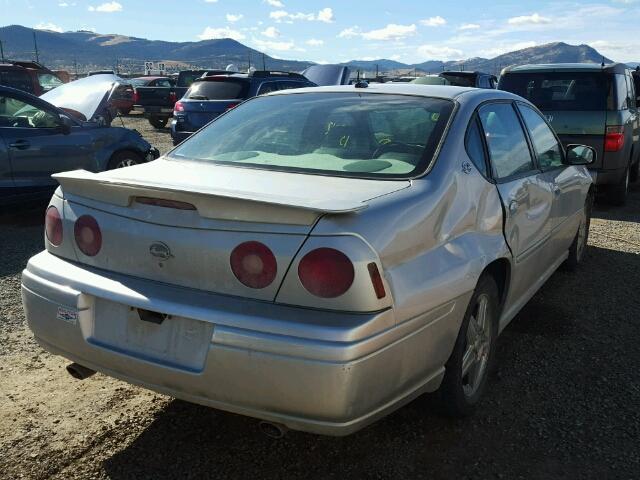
[503,62,628,75]
[265,83,516,101]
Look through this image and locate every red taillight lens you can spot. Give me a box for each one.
[174,101,184,112]
[132,90,139,103]
[367,262,386,299]
[230,241,277,289]
[45,206,63,246]
[169,91,178,104]
[74,215,102,257]
[225,102,239,111]
[298,248,354,298]
[605,126,625,152]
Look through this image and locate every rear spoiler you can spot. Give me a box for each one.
[52,170,368,225]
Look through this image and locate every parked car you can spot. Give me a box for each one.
[413,71,497,88]
[499,63,640,204]
[170,70,315,145]
[133,70,210,129]
[22,83,594,435]
[1,75,159,207]
[0,61,64,96]
[110,81,135,115]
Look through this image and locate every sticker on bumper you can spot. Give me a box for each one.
[57,306,78,324]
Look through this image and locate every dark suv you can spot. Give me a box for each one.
[170,71,316,145]
[0,61,64,96]
[499,63,640,204]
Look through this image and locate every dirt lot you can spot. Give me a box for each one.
[1,118,639,479]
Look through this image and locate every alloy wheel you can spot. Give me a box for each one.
[461,293,492,398]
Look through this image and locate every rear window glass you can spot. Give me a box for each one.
[0,70,34,93]
[169,92,454,179]
[186,80,249,100]
[499,72,614,111]
[441,73,476,87]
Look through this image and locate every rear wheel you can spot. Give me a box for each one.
[607,167,629,205]
[149,115,168,129]
[439,275,499,417]
[107,150,143,170]
[630,160,639,183]
[565,191,593,271]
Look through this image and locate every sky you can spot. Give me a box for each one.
[2,0,640,63]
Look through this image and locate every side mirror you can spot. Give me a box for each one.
[58,115,74,135]
[565,144,595,165]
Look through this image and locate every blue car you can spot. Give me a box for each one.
[1,75,159,208]
[170,70,315,145]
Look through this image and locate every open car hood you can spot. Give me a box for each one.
[41,74,121,123]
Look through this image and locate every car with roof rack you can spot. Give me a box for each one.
[170,70,316,145]
[499,63,640,205]
[23,82,594,435]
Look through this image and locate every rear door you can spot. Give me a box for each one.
[478,102,555,301]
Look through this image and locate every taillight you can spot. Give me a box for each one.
[605,126,625,152]
[174,101,185,113]
[225,103,239,111]
[169,91,177,104]
[45,206,63,246]
[367,262,386,299]
[298,248,354,298]
[230,241,277,289]
[74,215,102,257]
[132,90,139,103]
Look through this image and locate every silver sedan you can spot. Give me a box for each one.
[22,84,594,436]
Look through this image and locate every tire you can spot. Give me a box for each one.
[630,160,639,183]
[606,167,630,206]
[565,191,593,271]
[439,275,499,417]
[149,116,168,129]
[107,150,144,170]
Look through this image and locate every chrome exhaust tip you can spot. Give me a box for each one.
[66,363,96,380]
[259,421,288,439]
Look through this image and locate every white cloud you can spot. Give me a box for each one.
[226,13,243,22]
[507,13,551,26]
[265,0,284,6]
[458,23,480,30]
[420,16,446,27]
[34,22,63,32]
[88,1,122,12]
[58,2,76,6]
[204,0,218,3]
[480,41,537,57]
[261,26,280,38]
[269,7,333,23]
[338,26,360,38]
[361,23,416,41]
[198,26,246,41]
[417,44,463,60]
[306,38,324,46]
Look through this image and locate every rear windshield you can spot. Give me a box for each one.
[500,72,614,111]
[441,73,475,87]
[169,92,454,179]
[185,80,249,100]
[130,78,150,87]
[177,71,207,87]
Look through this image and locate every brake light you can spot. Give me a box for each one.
[225,103,239,111]
[174,101,184,112]
[230,241,277,289]
[367,262,386,299]
[45,206,63,246]
[74,215,102,257]
[605,126,625,152]
[135,196,195,210]
[169,91,178,104]
[298,248,354,298]
[132,90,139,103]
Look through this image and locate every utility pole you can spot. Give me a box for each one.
[33,30,39,63]
[262,52,266,71]
[247,50,251,71]
[0,39,5,62]
[73,57,78,78]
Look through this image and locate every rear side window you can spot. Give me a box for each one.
[257,82,280,95]
[0,70,34,93]
[518,104,563,170]
[500,72,614,111]
[465,116,488,176]
[478,103,535,179]
[615,74,629,110]
[186,80,249,100]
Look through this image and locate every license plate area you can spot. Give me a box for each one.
[88,299,213,372]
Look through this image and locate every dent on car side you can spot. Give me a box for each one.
[21,85,592,435]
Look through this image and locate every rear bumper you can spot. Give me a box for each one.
[589,165,626,186]
[170,120,194,144]
[133,106,173,116]
[22,251,463,435]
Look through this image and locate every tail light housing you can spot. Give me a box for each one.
[74,215,102,256]
[225,103,239,111]
[45,206,63,246]
[174,101,185,113]
[605,126,625,152]
[298,248,354,298]
[169,91,178,105]
[230,241,277,289]
[132,89,139,104]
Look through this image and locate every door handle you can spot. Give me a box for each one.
[508,200,519,214]
[9,140,30,150]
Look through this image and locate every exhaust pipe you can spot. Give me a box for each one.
[259,421,288,439]
[66,363,96,380]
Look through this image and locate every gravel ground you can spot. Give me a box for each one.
[1,119,639,479]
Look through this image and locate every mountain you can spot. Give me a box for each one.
[0,25,619,76]
[0,24,312,72]
[343,42,614,76]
